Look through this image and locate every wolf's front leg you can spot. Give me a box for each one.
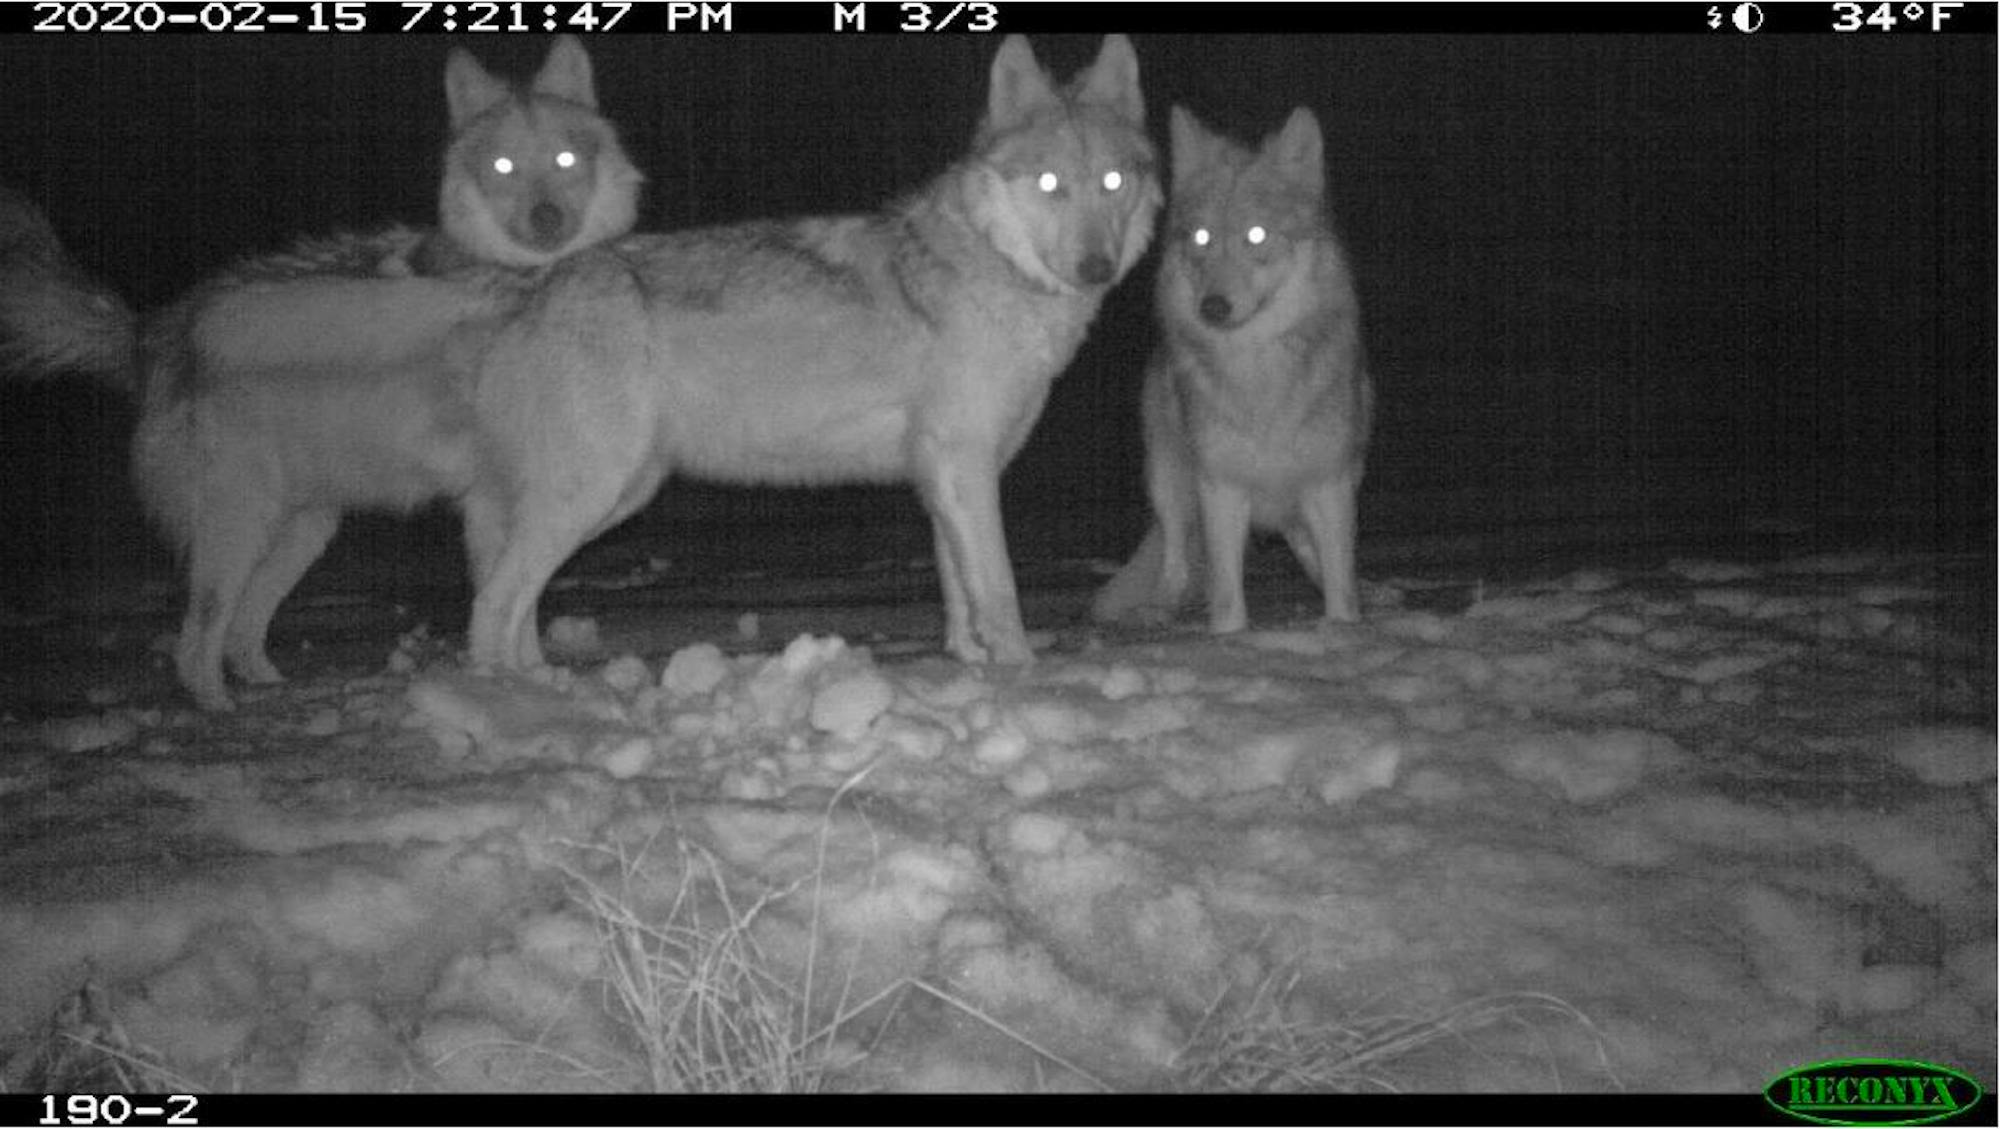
[467,490,608,672]
[1196,477,1254,635]
[931,521,981,662]
[1297,471,1361,623]
[1148,444,1198,614]
[918,453,1031,665]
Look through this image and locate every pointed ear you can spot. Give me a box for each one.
[444,47,510,127]
[986,35,1059,132]
[1072,34,1144,125]
[532,35,598,108]
[1263,106,1325,199]
[1169,104,1214,190]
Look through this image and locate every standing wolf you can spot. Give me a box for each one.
[1092,106,1373,634]
[462,34,1161,673]
[0,36,640,710]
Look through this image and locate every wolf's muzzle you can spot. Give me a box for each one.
[1198,294,1235,326]
[528,201,570,247]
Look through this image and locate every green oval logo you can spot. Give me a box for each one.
[1765,1058,1986,1126]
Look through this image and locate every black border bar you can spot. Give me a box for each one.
[20,1089,1998,1126]
[3,1,1995,35]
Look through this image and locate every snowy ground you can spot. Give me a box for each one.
[0,542,1991,1094]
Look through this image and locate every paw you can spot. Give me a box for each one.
[1207,608,1248,635]
[969,625,1034,666]
[1088,592,1132,623]
[227,651,286,686]
[1091,598,1175,628]
[1320,597,1361,624]
[190,680,237,713]
[515,641,549,672]
[945,626,989,665]
[985,638,1036,665]
[178,649,237,712]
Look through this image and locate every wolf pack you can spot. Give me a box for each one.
[0,35,1373,712]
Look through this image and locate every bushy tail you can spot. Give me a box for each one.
[0,186,137,387]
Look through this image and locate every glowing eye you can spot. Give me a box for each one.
[1192,228,1211,247]
[492,157,515,176]
[555,150,577,170]
[1247,226,1268,245]
[1037,171,1059,194]
[1102,170,1123,192]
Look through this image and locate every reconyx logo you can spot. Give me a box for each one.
[1765,1058,1985,1126]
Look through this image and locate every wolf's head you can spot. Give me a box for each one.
[962,35,1161,296]
[1158,106,1334,333]
[437,35,645,269]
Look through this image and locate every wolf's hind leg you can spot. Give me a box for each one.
[224,507,340,685]
[1282,524,1325,590]
[461,489,509,590]
[177,496,285,710]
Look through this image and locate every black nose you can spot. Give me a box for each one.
[1078,254,1114,287]
[1199,294,1233,326]
[529,201,568,243]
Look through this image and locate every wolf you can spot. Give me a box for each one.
[459,34,1161,674]
[395,34,643,275]
[0,205,526,712]
[1091,106,1373,634]
[0,35,638,711]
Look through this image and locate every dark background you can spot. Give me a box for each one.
[0,27,1992,622]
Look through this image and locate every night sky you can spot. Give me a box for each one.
[0,22,1992,612]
